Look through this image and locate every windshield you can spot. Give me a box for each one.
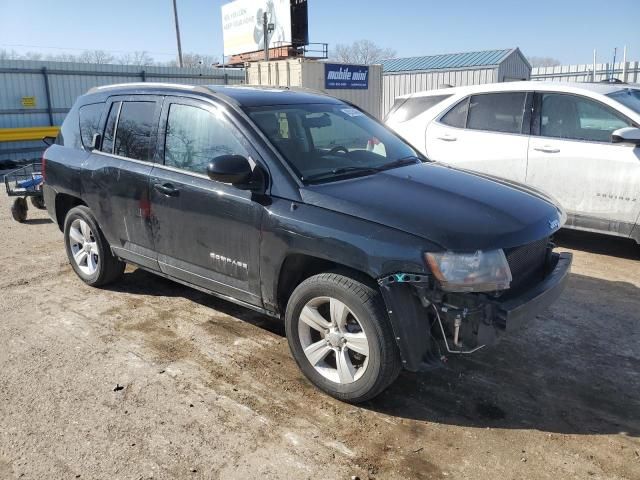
[245,103,424,183]
[607,88,640,115]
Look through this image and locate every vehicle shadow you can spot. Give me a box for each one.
[554,228,640,260]
[367,272,640,437]
[108,268,640,437]
[23,218,53,225]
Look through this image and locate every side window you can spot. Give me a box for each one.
[387,95,452,123]
[467,92,527,134]
[114,101,157,161]
[101,101,121,154]
[540,93,630,142]
[78,103,104,149]
[164,103,250,174]
[440,97,468,128]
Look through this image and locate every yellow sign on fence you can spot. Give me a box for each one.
[21,96,36,108]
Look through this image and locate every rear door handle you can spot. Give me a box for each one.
[533,147,560,153]
[153,182,179,196]
[437,135,457,142]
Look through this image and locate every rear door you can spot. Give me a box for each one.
[149,96,265,305]
[82,95,161,269]
[426,91,532,182]
[526,92,640,235]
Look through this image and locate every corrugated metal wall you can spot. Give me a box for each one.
[246,59,384,119]
[382,67,497,116]
[497,50,532,81]
[531,61,640,83]
[0,59,245,161]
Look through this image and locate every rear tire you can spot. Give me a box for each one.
[63,206,125,287]
[11,197,27,223]
[285,272,401,403]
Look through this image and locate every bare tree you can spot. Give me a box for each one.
[45,52,81,63]
[332,40,396,64]
[0,49,22,60]
[77,49,115,64]
[117,51,155,66]
[165,52,219,68]
[527,56,562,68]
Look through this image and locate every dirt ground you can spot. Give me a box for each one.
[0,190,639,480]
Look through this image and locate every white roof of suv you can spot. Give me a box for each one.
[398,81,639,100]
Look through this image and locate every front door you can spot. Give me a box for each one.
[426,91,531,182]
[526,92,640,236]
[82,95,162,269]
[149,97,265,306]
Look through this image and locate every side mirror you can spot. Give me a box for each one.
[612,127,640,146]
[207,155,253,185]
[90,133,102,150]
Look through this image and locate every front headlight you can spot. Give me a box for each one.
[425,249,512,292]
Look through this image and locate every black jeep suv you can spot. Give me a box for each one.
[43,84,572,402]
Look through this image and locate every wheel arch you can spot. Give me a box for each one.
[275,253,379,316]
[54,193,86,231]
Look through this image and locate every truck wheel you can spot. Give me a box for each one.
[63,206,125,287]
[11,197,28,223]
[285,272,401,403]
[30,195,46,210]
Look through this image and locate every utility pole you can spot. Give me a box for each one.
[172,0,184,68]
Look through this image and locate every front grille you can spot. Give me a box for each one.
[504,237,549,292]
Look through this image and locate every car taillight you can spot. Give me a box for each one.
[41,150,47,182]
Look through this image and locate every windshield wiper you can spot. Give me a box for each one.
[303,166,380,183]
[375,156,423,171]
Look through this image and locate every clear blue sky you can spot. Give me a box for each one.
[1,0,638,64]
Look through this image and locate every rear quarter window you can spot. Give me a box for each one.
[387,95,451,123]
[78,103,105,149]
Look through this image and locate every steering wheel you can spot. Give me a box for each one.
[327,146,349,155]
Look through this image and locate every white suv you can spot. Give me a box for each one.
[386,82,640,243]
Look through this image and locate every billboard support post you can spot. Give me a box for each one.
[263,12,269,61]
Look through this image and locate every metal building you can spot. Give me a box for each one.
[381,48,531,116]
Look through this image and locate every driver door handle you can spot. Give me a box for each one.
[153,182,180,196]
[437,135,457,142]
[533,146,560,153]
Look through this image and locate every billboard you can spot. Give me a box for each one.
[324,64,370,90]
[222,0,298,57]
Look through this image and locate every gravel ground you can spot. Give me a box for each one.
[0,191,639,480]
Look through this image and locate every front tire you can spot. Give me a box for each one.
[63,206,125,287]
[285,272,401,403]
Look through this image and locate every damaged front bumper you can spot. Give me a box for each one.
[379,252,573,371]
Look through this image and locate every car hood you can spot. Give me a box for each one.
[300,162,564,251]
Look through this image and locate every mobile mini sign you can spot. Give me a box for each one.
[324,64,369,90]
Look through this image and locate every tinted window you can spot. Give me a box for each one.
[101,101,120,154]
[164,103,249,174]
[78,103,104,149]
[540,93,630,142]
[467,92,526,134]
[440,97,468,128]
[114,101,156,161]
[386,95,452,123]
